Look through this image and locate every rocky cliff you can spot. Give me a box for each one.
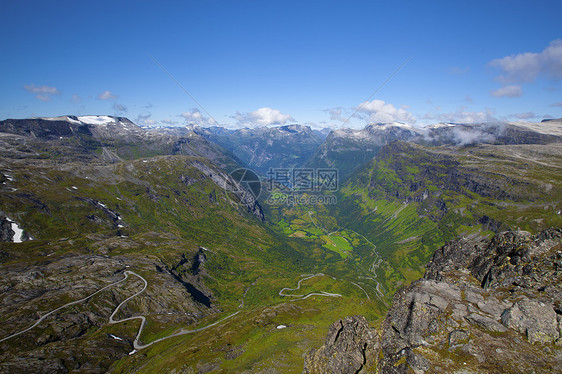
[306,228,562,373]
[307,123,420,180]
[189,124,324,173]
[0,216,15,242]
[303,315,379,374]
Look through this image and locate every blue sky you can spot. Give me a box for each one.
[1,0,561,128]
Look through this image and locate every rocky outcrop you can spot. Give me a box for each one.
[0,216,14,242]
[501,299,559,344]
[303,315,378,374]
[468,229,562,290]
[376,228,562,373]
[309,229,562,373]
[191,247,207,275]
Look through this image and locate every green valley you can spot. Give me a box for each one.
[1,116,561,373]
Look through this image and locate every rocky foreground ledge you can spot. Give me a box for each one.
[305,229,562,373]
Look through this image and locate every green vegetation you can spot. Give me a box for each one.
[333,142,562,294]
[0,153,387,372]
[2,137,561,372]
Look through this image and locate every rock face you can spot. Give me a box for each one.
[377,228,562,373]
[189,124,324,173]
[303,315,378,374]
[0,216,15,242]
[308,229,562,373]
[307,123,420,180]
[501,299,559,344]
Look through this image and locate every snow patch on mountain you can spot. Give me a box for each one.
[425,123,455,129]
[5,217,26,243]
[368,122,417,131]
[77,116,115,125]
[67,117,82,125]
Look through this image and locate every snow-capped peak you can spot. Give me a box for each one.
[367,122,416,130]
[76,116,115,125]
[424,123,456,129]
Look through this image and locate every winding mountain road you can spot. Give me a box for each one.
[108,271,149,350]
[0,271,131,344]
[279,273,342,301]
[307,211,386,298]
[350,281,370,300]
[108,271,240,351]
[0,270,240,352]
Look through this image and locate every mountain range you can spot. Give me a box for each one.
[0,115,561,373]
[150,119,562,180]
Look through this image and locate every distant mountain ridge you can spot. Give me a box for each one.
[150,123,327,173]
[307,120,562,180]
[0,115,243,170]
[4,116,561,178]
[148,119,562,181]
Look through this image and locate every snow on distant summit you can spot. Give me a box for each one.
[76,116,115,125]
[41,115,133,128]
[331,122,420,141]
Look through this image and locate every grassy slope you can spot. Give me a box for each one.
[107,141,561,371]
[0,154,383,372]
[334,142,562,294]
[3,138,560,372]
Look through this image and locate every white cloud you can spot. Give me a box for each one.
[489,39,562,83]
[323,107,360,127]
[24,84,61,101]
[550,102,562,107]
[490,85,523,98]
[490,52,541,83]
[234,107,294,126]
[97,90,117,100]
[451,127,496,146]
[356,99,416,124]
[71,94,81,104]
[180,109,216,126]
[421,106,498,124]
